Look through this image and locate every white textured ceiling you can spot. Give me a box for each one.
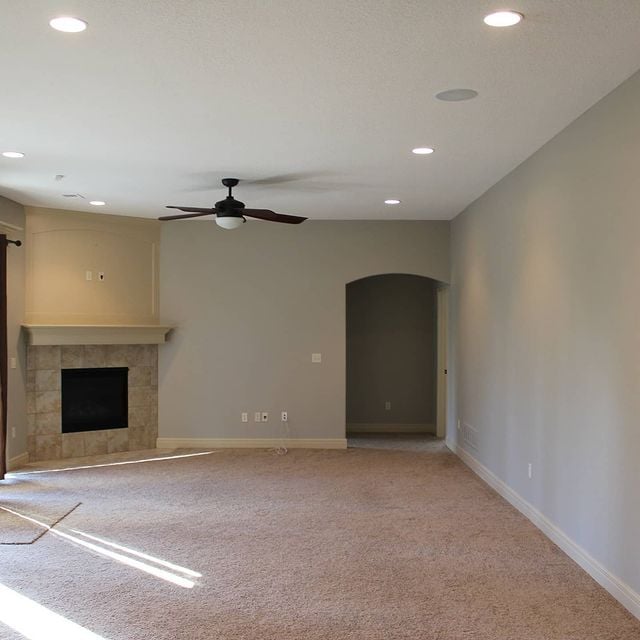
[1,1,640,220]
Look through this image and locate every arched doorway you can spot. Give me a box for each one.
[346,274,447,442]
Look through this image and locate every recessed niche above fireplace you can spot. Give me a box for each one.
[62,367,129,433]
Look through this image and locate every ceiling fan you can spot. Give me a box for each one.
[159,178,307,229]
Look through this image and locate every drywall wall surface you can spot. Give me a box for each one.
[25,207,160,325]
[346,274,437,427]
[159,221,449,440]
[0,196,26,461]
[450,69,640,595]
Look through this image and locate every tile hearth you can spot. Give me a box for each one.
[26,344,158,462]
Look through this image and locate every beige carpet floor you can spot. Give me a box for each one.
[0,476,81,544]
[1,441,639,639]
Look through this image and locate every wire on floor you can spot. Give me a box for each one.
[272,418,290,455]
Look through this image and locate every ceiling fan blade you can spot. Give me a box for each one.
[166,206,216,213]
[243,209,307,224]
[245,173,318,186]
[159,206,216,221]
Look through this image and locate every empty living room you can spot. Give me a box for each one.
[1,2,640,639]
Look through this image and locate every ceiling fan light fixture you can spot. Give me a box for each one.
[216,215,245,230]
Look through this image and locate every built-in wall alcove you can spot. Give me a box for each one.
[346,274,447,439]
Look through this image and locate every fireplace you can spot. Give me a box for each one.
[27,344,158,461]
[62,367,129,433]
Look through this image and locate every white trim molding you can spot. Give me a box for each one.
[156,437,347,450]
[448,440,640,621]
[347,423,434,434]
[22,324,173,346]
[7,452,29,471]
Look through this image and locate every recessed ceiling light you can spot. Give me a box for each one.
[49,16,88,33]
[483,11,523,27]
[2,151,25,159]
[412,147,434,155]
[436,89,478,102]
[384,199,401,205]
[89,200,106,206]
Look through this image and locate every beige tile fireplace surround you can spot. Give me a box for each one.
[26,344,158,462]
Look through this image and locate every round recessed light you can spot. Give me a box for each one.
[384,199,401,205]
[412,147,434,155]
[483,11,523,27]
[1,151,25,159]
[436,88,478,102]
[49,16,88,33]
[89,200,106,206]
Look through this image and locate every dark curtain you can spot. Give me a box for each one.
[0,234,7,479]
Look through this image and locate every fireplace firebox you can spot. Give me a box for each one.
[61,367,128,433]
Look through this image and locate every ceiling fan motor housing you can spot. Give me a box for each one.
[215,196,245,213]
[217,178,245,216]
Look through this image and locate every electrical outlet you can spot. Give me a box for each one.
[528,463,533,479]
[311,353,322,363]
[384,401,391,411]
[281,411,288,422]
[254,412,261,422]
[261,412,269,422]
[241,412,248,423]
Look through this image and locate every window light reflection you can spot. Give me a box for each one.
[0,582,107,640]
[0,506,197,589]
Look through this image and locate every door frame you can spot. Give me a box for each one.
[436,286,448,439]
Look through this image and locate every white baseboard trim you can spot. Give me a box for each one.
[347,423,435,434]
[156,437,348,450]
[448,440,640,621]
[7,452,29,471]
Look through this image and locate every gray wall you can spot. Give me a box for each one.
[159,221,449,440]
[346,274,437,428]
[0,196,26,462]
[450,70,640,596]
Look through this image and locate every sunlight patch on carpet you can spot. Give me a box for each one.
[0,502,81,545]
[7,450,218,475]
[70,529,202,578]
[1,506,197,588]
[0,582,108,640]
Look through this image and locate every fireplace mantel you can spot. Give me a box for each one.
[22,324,173,346]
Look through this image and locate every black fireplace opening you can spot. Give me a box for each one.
[62,367,128,433]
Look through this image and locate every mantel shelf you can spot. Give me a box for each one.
[22,324,173,346]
